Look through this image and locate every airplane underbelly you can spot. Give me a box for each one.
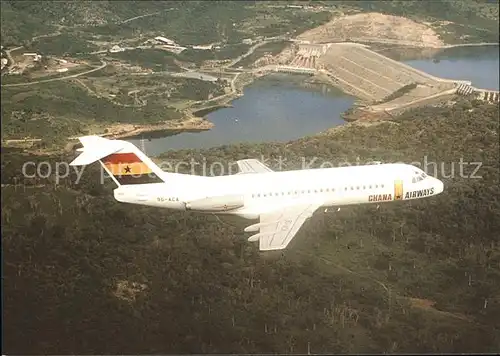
[324,194,364,206]
[114,188,186,210]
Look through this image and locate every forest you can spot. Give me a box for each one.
[0,1,330,47]
[28,33,99,56]
[2,100,499,354]
[3,1,497,47]
[108,49,182,71]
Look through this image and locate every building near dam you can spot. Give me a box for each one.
[154,36,176,46]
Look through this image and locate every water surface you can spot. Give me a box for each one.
[130,46,499,155]
[405,46,499,90]
[131,75,354,155]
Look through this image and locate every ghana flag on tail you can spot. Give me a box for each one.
[101,152,164,185]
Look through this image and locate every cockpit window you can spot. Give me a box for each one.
[412,171,427,183]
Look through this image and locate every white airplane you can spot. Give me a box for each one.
[70,136,444,251]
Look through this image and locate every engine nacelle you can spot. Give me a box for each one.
[185,194,244,212]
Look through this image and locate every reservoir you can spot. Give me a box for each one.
[132,76,354,155]
[405,46,499,90]
[130,46,499,156]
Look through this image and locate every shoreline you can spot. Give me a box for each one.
[99,115,214,140]
[56,116,214,153]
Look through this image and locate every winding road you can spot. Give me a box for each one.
[120,8,173,24]
[4,46,23,68]
[1,61,107,87]
[225,36,288,68]
[345,37,499,49]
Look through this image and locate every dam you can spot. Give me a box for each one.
[257,42,497,111]
[130,45,498,154]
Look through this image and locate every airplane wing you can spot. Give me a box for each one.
[237,159,273,174]
[245,203,321,251]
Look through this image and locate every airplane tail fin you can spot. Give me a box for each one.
[69,135,166,186]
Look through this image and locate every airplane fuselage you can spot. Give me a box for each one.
[70,135,445,251]
[113,163,444,219]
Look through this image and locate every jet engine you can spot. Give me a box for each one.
[185,194,244,212]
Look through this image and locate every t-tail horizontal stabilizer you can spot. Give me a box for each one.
[69,135,166,186]
[69,136,122,166]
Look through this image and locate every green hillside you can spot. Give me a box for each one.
[2,1,498,46]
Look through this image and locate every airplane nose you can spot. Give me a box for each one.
[435,178,444,194]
